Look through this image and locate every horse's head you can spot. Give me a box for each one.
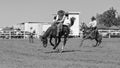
[80,22,87,31]
[40,36,48,48]
[80,22,92,38]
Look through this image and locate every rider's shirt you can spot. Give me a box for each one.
[63,17,70,26]
[53,15,66,23]
[88,20,97,28]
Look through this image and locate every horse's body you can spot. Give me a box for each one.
[41,17,75,51]
[80,23,102,47]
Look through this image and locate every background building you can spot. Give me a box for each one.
[13,23,25,31]
[68,12,80,37]
[24,22,51,38]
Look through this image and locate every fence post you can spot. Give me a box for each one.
[24,31,25,39]
[9,31,11,39]
[108,30,111,38]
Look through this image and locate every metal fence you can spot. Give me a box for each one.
[98,29,120,38]
[0,30,31,39]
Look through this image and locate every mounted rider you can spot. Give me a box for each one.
[52,10,69,36]
[88,16,98,37]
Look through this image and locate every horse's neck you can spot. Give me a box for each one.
[42,27,52,38]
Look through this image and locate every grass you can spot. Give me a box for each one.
[0,38,120,68]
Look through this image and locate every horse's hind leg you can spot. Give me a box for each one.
[92,39,98,47]
[61,37,67,52]
[97,40,102,47]
[94,41,98,47]
[57,37,62,52]
[53,37,62,52]
[93,39,102,47]
[95,36,102,47]
[98,36,102,47]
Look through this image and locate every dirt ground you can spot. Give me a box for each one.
[0,38,120,68]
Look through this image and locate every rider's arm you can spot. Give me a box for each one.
[88,22,93,27]
[57,15,66,23]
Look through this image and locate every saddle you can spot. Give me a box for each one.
[90,29,99,38]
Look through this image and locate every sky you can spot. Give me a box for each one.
[0,0,120,27]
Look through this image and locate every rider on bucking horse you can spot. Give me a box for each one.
[52,10,69,36]
[88,16,99,37]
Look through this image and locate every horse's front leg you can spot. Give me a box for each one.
[80,38,85,47]
[53,37,58,50]
[49,36,54,47]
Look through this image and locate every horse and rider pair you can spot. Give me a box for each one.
[86,16,99,39]
[80,16,102,47]
[40,10,102,52]
[40,10,76,52]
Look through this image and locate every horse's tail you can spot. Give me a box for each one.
[69,17,76,27]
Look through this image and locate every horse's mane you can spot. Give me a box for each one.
[80,22,89,31]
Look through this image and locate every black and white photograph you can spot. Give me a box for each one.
[0,0,120,68]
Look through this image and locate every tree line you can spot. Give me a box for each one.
[96,7,120,27]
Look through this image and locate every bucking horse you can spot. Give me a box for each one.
[40,17,76,52]
[80,23,102,47]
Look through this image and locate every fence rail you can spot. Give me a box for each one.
[0,30,32,39]
[98,29,120,38]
